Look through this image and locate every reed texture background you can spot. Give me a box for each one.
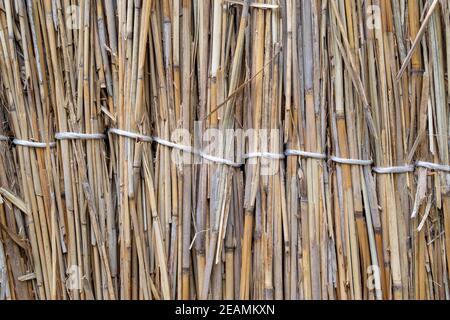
[0,0,449,300]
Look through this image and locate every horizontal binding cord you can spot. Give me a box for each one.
[55,132,106,141]
[109,128,241,168]
[13,139,56,148]
[375,162,450,174]
[108,128,153,142]
[152,136,194,154]
[416,161,450,173]
[198,152,241,168]
[373,165,415,174]
[285,149,327,160]
[5,131,450,173]
[284,150,450,174]
[329,156,373,166]
[244,152,285,160]
[154,136,241,167]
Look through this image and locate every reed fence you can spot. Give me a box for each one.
[0,0,449,300]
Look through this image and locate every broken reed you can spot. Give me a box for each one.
[0,0,449,300]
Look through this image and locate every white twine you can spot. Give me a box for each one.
[198,152,241,167]
[416,161,450,173]
[10,129,449,173]
[0,135,9,142]
[13,139,56,149]
[55,132,106,141]
[369,162,450,173]
[285,150,449,173]
[109,128,241,168]
[108,128,153,142]
[153,137,241,167]
[372,165,415,174]
[330,156,373,166]
[285,149,327,160]
[244,151,285,160]
[152,136,194,153]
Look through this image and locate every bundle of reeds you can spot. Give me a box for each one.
[0,0,449,301]
[0,106,34,300]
